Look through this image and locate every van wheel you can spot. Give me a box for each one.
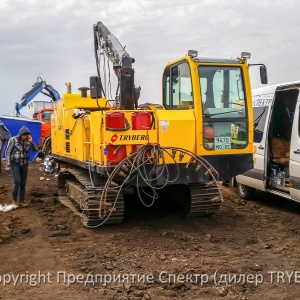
[237,183,256,199]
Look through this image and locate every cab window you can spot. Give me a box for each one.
[200,66,248,150]
[163,62,193,109]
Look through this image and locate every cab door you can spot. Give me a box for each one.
[289,95,300,201]
[251,92,275,190]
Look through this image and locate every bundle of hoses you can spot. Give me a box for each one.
[83,144,219,227]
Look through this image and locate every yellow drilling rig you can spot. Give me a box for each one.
[39,21,268,228]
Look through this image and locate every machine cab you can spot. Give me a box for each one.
[162,51,256,156]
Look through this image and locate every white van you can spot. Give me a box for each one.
[236,81,300,201]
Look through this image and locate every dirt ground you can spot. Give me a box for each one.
[1,163,300,300]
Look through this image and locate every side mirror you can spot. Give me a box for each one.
[260,65,268,84]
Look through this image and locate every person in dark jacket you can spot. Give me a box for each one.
[5,126,38,207]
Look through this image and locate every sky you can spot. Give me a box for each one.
[1,0,300,116]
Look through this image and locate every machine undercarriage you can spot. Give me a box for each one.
[41,145,222,228]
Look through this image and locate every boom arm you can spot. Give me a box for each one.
[15,77,61,115]
[93,21,139,110]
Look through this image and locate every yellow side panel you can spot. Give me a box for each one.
[51,101,65,156]
[52,111,84,161]
[156,110,196,152]
[62,93,110,110]
[88,112,103,164]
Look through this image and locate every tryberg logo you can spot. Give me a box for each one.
[111,134,118,143]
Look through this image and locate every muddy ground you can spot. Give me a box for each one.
[1,163,300,300]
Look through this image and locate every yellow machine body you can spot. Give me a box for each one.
[39,22,268,227]
[51,54,254,179]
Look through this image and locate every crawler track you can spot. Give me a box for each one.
[187,182,222,217]
[58,169,124,227]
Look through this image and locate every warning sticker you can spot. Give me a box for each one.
[159,120,170,126]
[159,120,169,132]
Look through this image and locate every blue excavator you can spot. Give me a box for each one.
[15,76,60,116]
